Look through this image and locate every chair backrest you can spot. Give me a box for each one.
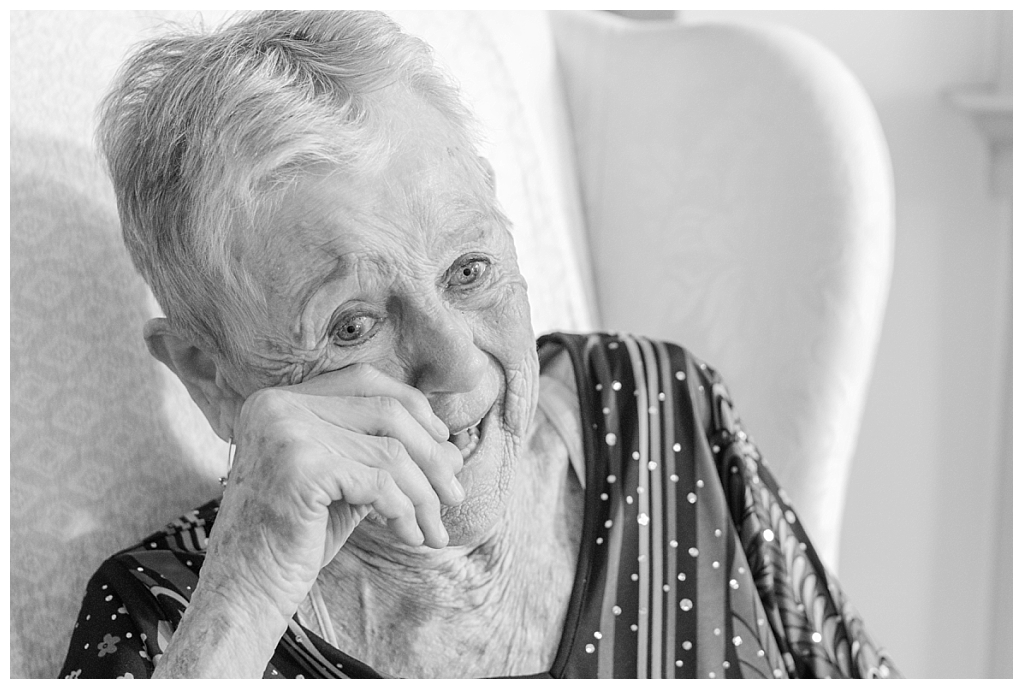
[550,11,894,569]
[9,10,594,678]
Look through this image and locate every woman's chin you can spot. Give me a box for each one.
[440,426,519,546]
[440,492,506,546]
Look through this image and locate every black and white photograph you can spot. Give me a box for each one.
[8,9,1013,679]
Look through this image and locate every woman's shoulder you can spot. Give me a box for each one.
[537,330,732,435]
[87,499,220,609]
[118,498,221,560]
[59,500,220,678]
[538,331,717,378]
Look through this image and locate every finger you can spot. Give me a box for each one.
[294,364,450,442]
[326,431,449,547]
[369,435,450,548]
[307,395,464,504]
[333,461,429,547]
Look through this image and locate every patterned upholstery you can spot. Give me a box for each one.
[9,10,892,678]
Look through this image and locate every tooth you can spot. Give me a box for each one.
[450,431,469,451]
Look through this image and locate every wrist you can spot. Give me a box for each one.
[152,570,291,678]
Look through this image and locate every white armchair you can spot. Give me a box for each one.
[550,11,894,569]
[9,10,892,678]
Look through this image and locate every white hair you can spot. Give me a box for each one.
[98,10,477,363]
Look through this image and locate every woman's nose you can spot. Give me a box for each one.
[407,306,488,396]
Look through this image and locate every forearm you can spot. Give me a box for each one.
[152,574,290,678]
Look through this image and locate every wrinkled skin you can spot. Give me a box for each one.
[145,86,563,678]
[226,85,540,546]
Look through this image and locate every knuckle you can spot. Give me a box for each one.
[378,437,407,465]
[348,362,376,380]
[419,490,441,510]
[241,387,300,428]
[240,392,301,443]
[369,467,392,492]
[405,387,433,416]
[430,442,455,468]
[371,395,401,417]
[242,387,283,417]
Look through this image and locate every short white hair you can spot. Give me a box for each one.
[98,10,477,363]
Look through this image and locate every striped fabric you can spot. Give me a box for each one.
[58,332,898,679]
[544,332,896,678]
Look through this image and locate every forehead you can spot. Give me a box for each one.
[269,86,484,216]
[236,86,501,308]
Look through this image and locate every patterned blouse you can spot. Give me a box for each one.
[60,332,899,678]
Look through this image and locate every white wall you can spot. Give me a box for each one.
[683,10,1012,679]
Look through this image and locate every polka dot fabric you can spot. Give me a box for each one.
[58,332,898,678]
[542,332,898,678]
[58,505,211,679]
[59,576,150,680]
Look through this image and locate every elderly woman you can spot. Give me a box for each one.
[60,11,896,679]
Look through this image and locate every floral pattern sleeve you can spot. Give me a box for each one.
[704,365,900,678]
[538,331,898,679]
[59,504,215,679]
[58,564,155,679]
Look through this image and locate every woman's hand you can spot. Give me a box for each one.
[153,363,464,677]
[216,363,463,612]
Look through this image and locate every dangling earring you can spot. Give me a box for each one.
[220,437,236,487]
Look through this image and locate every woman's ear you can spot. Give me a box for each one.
[143,318,244,441]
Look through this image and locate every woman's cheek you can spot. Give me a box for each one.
[243,342,329,391]
[287,329,398,387]
[477,276,538,428]
[475,279,533,349]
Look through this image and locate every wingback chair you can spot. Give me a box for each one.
[9,10,893,678]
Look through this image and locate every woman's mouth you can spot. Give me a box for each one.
[449,419,482,460]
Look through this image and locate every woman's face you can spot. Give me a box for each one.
[222,87,539,545]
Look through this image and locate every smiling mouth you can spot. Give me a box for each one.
[449,418,482,459]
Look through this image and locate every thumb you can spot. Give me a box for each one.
[321,502,372,567]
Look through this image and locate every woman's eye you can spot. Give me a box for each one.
[331,314,378,345]
[448,257,490,288]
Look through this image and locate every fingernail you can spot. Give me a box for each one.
[431,416,449,439]
[450,477,466,503]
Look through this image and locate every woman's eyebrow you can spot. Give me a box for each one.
[440,217,491,245]
[402,177,497,236]
[290,254,360,344]
[435,197,501,242]
[296,251,392,308]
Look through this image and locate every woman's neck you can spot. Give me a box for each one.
[314,398,583,678]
